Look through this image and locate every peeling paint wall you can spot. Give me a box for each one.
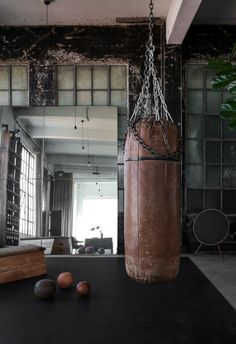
[0,25,181,117]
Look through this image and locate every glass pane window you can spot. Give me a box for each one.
[0,65,28,106]
[93,66,108,89]
[185,64,236,216]
[58,66,74,89]
[206,91,222,113]
[77,66,92,89]
[187,65,204,89]
[20,146,36,236]
[205,115,221,138]
[57,65,128,113]
[206,141,221,164]
[187,90,203,114]
[0,66,10,89]
[186,115,203,139]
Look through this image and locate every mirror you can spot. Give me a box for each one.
[1,105,118,254]
[0,63,127,254]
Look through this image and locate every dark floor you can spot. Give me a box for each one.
[0,257,235,344]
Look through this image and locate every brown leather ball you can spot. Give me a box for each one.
[57,272,74,289]
[76,281,91,297]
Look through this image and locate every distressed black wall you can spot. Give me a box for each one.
[183,25,236,63]
[0,25,181,117]
[0,24,181,253]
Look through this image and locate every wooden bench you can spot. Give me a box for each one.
[0,245,47,284]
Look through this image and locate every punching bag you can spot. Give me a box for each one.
[124,0,181,283]
[124,118,180,283]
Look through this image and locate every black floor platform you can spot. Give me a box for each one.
[0,257,235,344]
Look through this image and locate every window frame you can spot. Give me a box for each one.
[184,63,236,216]
[56,64,128,113]
[0,64,29,106]
[19,145,36,236]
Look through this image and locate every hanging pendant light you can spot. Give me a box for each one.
[81,120,85,150]
[74,107,77,130]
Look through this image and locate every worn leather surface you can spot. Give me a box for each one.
[124,118,179,160]
[124,118,180,283]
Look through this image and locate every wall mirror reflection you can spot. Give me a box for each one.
[0,64,128,255]
[0,105,119,255]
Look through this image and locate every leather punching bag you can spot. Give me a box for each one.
[124,118,180,283]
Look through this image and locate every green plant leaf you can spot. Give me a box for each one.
[208,58,233,73]
[211,71,236,89]
[220,101,236,131]
[230,42,236,62]
[220,98,236,118]
[227,81,236,93]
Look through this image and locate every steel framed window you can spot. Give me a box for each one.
[0,65,29,106]
[19,146,36,236]
[184,64,236,217]
[57,65,128,114]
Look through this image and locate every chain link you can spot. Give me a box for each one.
[129,0,173,125]
[125,0,180,159]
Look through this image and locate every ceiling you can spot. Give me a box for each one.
[0,0,172,26]
[15,106,118,179]
[0,0,235,26]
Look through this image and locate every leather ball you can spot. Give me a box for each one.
[76,281,91,297]
[57,272,74,288]
[34,279,56,299]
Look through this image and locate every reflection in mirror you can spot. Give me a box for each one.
[0,105,118,254]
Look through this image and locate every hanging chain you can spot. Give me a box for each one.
[124,0,180,159]
[129,0,173,125]
[130,122,180,160]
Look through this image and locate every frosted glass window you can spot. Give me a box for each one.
[111,90,127,113]
[0,65,28,105]
[93,91,108,105]
[111,66,127,89]
[0,91,10,105]
[12,66,28,90]
[205,115,221,138]
[206,69,215,89]
[187,91,203,113]
[58,66,74,89]
[0,66,9,89]
[185,64,236,218]
[186,115,203,139]
[223,142,236,164]
[187,65,204,88]
[77,66,92,89]
[185,140,203,164]
[223,167,236,188]
[12,91,28,106]
[206,91,221,113]
[206,142,221,164]
[57,65,128,112]
[223,120,236,139]
[77,91,92,105]
[205,190,221,209]
[206,166,221,187]
[93,66,108,89]
[186,165,204,188]
[58,91,74,105]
